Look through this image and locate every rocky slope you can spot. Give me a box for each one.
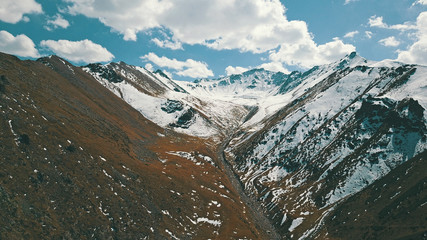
[1,51,426,239]
[222,53,427,238]
[0,52,271,239]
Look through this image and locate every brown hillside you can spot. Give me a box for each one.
[0,53,266,239]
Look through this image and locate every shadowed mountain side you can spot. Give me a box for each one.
[320,150,427,239]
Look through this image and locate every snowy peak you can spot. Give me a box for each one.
[225,51,427,238]
[193,68,287,92]
[82,60,250,137]
[154,69,171,80]
[178,52,371,103]
[84,61,184,96]
[86,63,124,83]
[333,51,368,70]
[177,68,299,108]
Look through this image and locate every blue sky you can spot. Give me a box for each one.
[1,0,427,81]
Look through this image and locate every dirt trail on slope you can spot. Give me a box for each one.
[217,136,281,240]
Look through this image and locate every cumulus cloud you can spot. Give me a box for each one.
[258,62,290,73]
[368,16,387,28]
[368,15,417,31]
[225,66,249,75]
[269,38,356,69]
[65,0,355,68]
[151,38,183,50]
[344,0,359,5]
[379,36,400,47]
[65,0,298,53]
[40,39,114,63]
[45,14,70,31]
[141,52,213,78]
[0,0,42,23]
[66,0,171,41]
[145,63,154,72]
[414,0,427,5]
[397,11,427,65]
[0,30,39,57]
[344,31,359,38]
[226,61,289,76]
[365,31,373,39]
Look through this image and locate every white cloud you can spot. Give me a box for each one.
[141,53,186,70]
[269,37,356,68]
[45,14,70,31]
[225,61,289,76]
[344,0,359,5]
[365,31,373,39]
[344,30,359,38]
[397,11,427,65]
[40,39,114,63]
[66,0,299,53]
[67,0,170,41]
[151,38,183,50]
[225,66,249,75]
[0,0,42,23]
[258,62,290,74]
[414,0,427,5]
[145,63,154,72]
[0,30,39,57]
[141,52,213,78]
[368,15,417,31]
[65,0,355,67]
[66,1,346,60]
[368,16,387,28]
[378,36,400,47]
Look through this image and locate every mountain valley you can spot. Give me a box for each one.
[0,51,426,239]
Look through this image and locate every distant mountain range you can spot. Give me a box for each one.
[1,51,425,239]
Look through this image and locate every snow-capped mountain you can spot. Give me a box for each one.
[224,52,427,238]
[179,68,287,101]
[83,61,250,138]
[1,51,425,239]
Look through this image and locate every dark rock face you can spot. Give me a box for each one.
[85,63,123,83]
[356,97,425,133]
[0,75,9,94]
[170,108,196,129]
[154,69,170,80]
[229,74,242,83]
[161,100,198,129]
[18,134,30,145]
[218,80,228,86]
[161,99,184,113]
[277,71,303,94]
